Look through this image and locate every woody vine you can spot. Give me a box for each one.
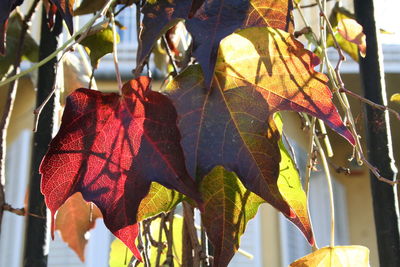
[0,0,398,266]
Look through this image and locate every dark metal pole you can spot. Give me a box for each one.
[354,1,400,266]
[22,6,62,267]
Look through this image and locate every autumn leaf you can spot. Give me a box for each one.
[137,0,193,71]
[55,192,102,261]
[137,0,294,83]
[200,166,264,267]
[79,26,120,68]
[289,246,370,267]
[40,77,202,260]
[166,26,352,239]
[328,4,366,61]
[186,0,294,86]
[0,0,24,55]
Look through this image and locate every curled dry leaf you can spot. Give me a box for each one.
[55,192,102,261]
[40,77,202,261]
[328,4,366,61]
[289,246,370,267]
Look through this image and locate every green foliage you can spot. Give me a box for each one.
[79,26,120,68]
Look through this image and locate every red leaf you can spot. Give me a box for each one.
[40,77,202,260]
[0,0,24,55]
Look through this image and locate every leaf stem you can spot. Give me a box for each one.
[110,11,123,93]
[304,114,336,247]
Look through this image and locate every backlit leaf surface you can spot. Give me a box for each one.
[55,192,102,261]
[137,182,183,222]
[290,246,370,267]
[275,114,313,245]
[40,77,202,260]
[166,26,352,239]
[200,166,264,267]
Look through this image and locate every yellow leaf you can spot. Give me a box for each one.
[290,246,370,267]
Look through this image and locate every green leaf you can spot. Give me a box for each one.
[290,246,370,267]
[137,182,184,222]
[200,166,264,267]
[79,27,119,68]
[74,0,107,16]
[275,114,314,245]
[0,13,39,78]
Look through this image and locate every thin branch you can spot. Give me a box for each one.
[0,0,41,233]
[2,203,45,219]
[340,87,400,121]
[0,0,118,88]
[162,35,179,76]
[183,202,202,267]
[295,0,334,9]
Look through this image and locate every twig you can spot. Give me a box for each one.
[110,11,123,93]
[182,201,202,267]
[340,87,400,121]
[304,114,336,247]
[0,0,41,234]
[155,213,166,267]
[295,0,334,9]
[2,203,45,219]
[0,0,118,88]
[163,211,175,266]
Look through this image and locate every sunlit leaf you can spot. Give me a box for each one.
[186,0,294,86]
[137,182,183,222]
[275,113,314,245]
[55,192,102,261]
[40,77,202,261]
[289,246,370,267]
